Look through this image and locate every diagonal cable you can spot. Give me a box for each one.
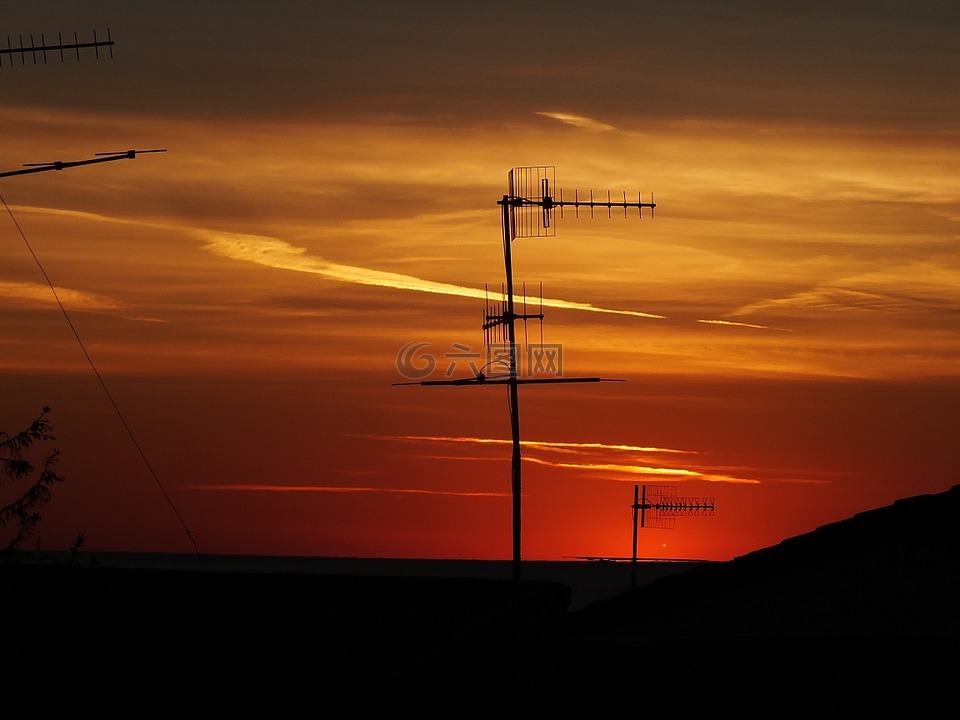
[1,192,199,554]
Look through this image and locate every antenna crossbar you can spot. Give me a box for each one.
[554,189,656,219]
[394,376,621,387]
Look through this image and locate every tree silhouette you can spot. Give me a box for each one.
[0,406,75,560]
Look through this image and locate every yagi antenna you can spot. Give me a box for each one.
[506,166,655,239]
[630,484,715,588]
[0,149,167,179]
[396,166,655,582]
[0,29,115,66]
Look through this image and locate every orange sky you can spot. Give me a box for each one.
[2,1,959,563]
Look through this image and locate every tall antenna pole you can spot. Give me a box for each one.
[498,192,525,581]
[497,167,654,581]
[397,166,655,582]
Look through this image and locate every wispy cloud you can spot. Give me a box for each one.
[730,266,960,319]
[522,455,760,484]
[199,231,664,319]
[697,318,771,330]
[536,112,616,131]
[731,288,914,316]
[0,280,120,311]
[375,434,766,485]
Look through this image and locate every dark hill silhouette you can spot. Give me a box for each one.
[485,484,960,713]
[4,484,957,712]
[559,482,960,640]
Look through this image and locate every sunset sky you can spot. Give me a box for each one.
[2,1,958,563]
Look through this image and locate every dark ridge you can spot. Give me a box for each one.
[2,561,572,712]
[3,484,957,711]
[557,483,960,641]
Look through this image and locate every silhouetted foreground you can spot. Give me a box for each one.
[561,483,960,640]
[4,485,957,713]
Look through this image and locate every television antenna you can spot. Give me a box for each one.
[630,483,715,588]
[397,166,655,581]
[1,29,115,66]
[0,149,167,179]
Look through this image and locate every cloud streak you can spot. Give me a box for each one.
[379,434,767,485]
[0,280,120,311]
[536,112,616,131]
[729,265,960,320]
[199,231,664,319]
[697,319,771,330]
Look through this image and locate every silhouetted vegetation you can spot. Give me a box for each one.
[0,406,79,561]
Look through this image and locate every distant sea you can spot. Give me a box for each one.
[19,550,710,611]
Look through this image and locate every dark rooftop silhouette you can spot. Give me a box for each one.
[5,483,956,711]
[560,482,960,640]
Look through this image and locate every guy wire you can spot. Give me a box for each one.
[0,191,199,556]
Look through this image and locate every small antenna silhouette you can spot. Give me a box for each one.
[630,483,715,588]
[0,149,167,179]
[1,29,115,66]
[397,166,655,581]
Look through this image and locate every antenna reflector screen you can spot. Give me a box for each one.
[507,166,556,239]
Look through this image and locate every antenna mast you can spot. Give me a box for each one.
[398,166,655,582]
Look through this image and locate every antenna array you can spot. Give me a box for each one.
[1,29,114,66]
[482,281,545,353]
[630,483,715,587]
[397,166,655,581]
[506,165,655,239]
